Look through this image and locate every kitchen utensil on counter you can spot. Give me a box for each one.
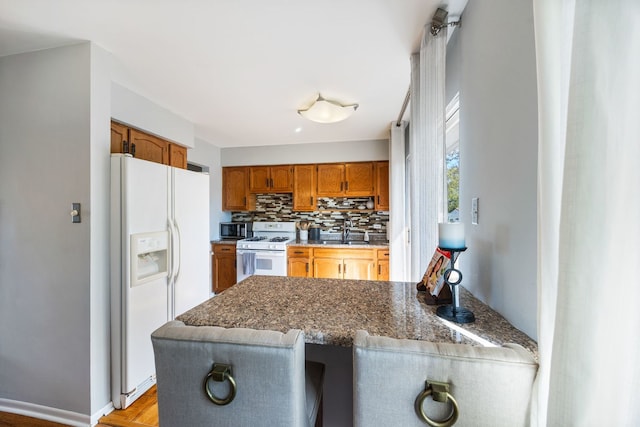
[309,226,321,241]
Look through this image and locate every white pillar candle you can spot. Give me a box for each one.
[438,222,465,249]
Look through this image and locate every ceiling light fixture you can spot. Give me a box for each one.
[297,94,359,124]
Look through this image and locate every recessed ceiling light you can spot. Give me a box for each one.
[294,127,302,133]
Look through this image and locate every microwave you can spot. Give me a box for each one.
[220,222,253,240]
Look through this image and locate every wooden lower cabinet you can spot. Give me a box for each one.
[376,249,390,280]
[211,243,237,293]
[287,247,313,277]
[312,248,376,280]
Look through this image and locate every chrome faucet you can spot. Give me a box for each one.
[343,219,352,242]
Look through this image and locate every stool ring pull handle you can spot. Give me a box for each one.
[414,380,459,427]
[203,363,237,406]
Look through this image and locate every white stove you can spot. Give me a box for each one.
[236,222,296,282]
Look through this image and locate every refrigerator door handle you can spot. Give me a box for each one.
[173,218,182,284]
[167,218,175,282]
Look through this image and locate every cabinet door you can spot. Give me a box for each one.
[214,253,237,293]
[110,121,129,154]
[293,164,316,211]
[345,162,374,196]
[316,164,345,196]
[376,249,390,280]
[249,166,271,193]
[344,258,375,280]
[313,258,343,279]
[223,167,251,211]
[375,162,389,210]
[288,258,312,277]
[130,129,169,165]
[270,165,293,192]
[169,144,187,169]
[377,260,390,281]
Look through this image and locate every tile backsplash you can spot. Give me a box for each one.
[231,194,389,234]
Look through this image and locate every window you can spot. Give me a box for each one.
[445,94,460,222]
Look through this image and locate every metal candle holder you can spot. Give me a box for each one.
[435,247,475,323]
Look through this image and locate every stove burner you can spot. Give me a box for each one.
[244,236,267,241]
[269,237,290,242]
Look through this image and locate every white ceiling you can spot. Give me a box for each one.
[0,0,467,147]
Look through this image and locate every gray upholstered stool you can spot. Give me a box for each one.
[151,321,324,427]
[353,330,537,427]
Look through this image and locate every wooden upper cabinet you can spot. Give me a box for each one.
[249,165,293,193]
[293,164,316,211]
[317,162,375,197]
[270,165,293,192]
[169,144,187,169]
[316,163,345,196]
[249,166,271,193]
[110,121,129,153]
[223,167,254,211]
[345,162,374,196]
[375,161,389,210]
[129,128,169,165]
[112,121,187,169]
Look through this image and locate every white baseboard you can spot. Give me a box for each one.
[91,401,115,426]
[0,398,91,426]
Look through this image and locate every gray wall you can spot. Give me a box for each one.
[451,0,538,339]
[89,43,113,416]
[0,43,111,420]
[221,139,389,166]
[111,83,195,148]
[0,42,219,424]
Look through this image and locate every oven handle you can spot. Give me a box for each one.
[236,249,286,257]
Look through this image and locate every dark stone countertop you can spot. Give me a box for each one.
[177,275,537,358]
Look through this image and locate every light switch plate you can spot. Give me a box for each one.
[471,198,479,225]
[71,202,81,223]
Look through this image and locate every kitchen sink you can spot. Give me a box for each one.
[321,240,369,245]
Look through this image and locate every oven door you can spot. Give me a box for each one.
[236,249,287,282]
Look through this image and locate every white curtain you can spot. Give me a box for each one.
[533,1,640,425]
[409,26,447,281]
[389,120,408,281]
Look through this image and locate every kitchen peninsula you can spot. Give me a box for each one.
[176,275,537,427]
[178,275,537,354]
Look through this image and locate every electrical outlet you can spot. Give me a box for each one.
[471,198,479,225]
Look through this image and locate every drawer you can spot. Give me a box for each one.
[213,244,236,254]
[377,249,390,259]
[313,248,376,259]
[288,247,312,257]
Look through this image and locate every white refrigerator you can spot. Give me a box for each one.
[110,154,210,409]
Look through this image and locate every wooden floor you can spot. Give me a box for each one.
[0,386,159,427]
